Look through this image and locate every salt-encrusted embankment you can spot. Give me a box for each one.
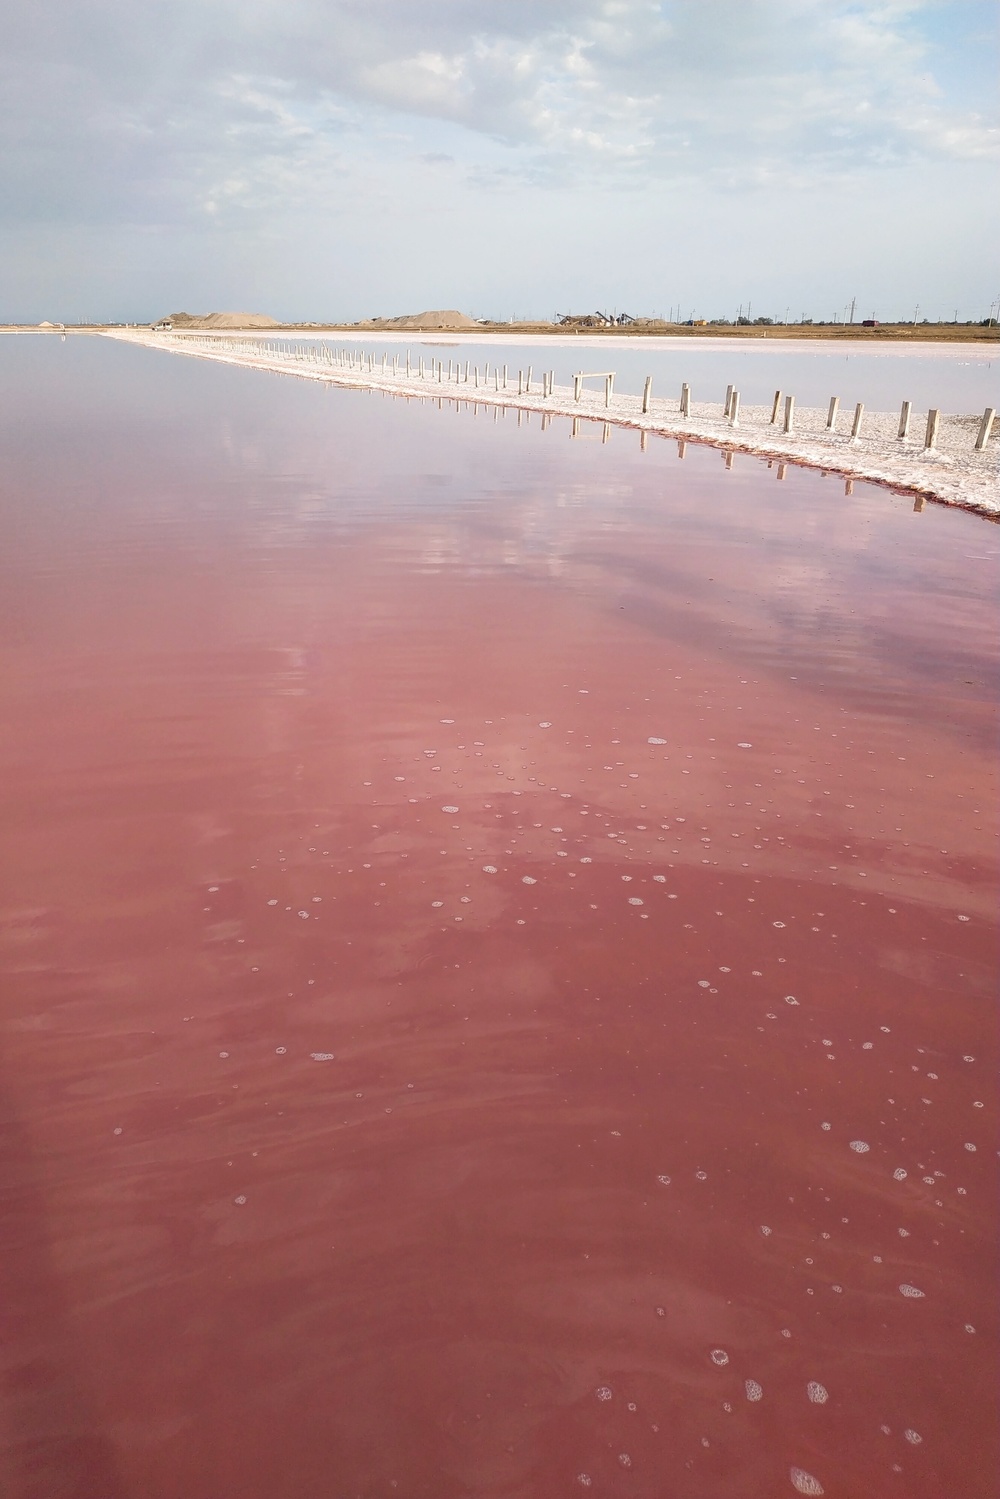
[103,330,999,517]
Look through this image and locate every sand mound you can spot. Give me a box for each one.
[374,310,478,331]
[162,311,281,329]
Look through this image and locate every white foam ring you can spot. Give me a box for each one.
[710,1349,729,1366]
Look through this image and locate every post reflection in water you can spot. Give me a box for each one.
[0,336,996,1499]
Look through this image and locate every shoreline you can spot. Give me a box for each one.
[3,323,999,354]
[104,330,999,518]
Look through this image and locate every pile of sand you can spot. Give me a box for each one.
[370,310,478,331]
[160,312,281,329]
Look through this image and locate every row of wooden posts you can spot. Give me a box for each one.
[183,338,997,453]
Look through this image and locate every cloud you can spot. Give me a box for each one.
[1,0,995,231]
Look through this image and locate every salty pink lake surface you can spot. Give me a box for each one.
[0,338,997,1499]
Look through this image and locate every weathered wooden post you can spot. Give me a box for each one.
[730,391,740,426]
[924,409,940,450]
[447,359,453,379]
[419,356,425,378]
[783,395,795,433]
[975,407,995,450]
[518,371,523,395]
[549,371,554,397]
[526,366,532,391]
[770,390,782,423]
[503,364,508,389]
[725,384,734,418]
[827,397,839,429]
[605,374,614,407]
[642,376,653,414]
[680,382,691,416]
[574,373,583,401]
[851,402,865,438]
[898,400,911,438]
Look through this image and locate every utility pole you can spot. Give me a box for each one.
[849,297,856,324]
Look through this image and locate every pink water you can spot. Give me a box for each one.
[0,338,996,1498]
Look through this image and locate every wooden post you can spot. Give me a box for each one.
[924,409,940,450]
[642,376,652,414]
[975,407,995,450]
[725,384,734,418]
[518,371,523,395]
[419,357,424,377]
[503,364,508,389]
[574,374,583,401]
[549,371,554,398]
[827,396,839,429]
[526,366,532,391]
[680,382,691,416]
[898,400,911,439]
[783,395,795,433]
[465,361,470,382]
[605,374,614,407]
[730,391,740,426]
[447,359,453,379]
[851,402,864,438]
[770,390,782,423]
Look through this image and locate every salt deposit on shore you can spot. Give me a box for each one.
[105,329,999,517]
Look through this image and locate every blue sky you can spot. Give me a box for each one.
[1,0,996,323]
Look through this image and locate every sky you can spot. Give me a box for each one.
[1,0,997,324]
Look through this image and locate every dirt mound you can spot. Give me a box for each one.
[373,310,478,331]
[162,311,282,329]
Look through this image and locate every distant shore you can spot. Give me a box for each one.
[1,321,998,346]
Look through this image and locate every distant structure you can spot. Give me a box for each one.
[558,311,637,328]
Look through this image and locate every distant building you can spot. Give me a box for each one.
[558,311,637,328]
